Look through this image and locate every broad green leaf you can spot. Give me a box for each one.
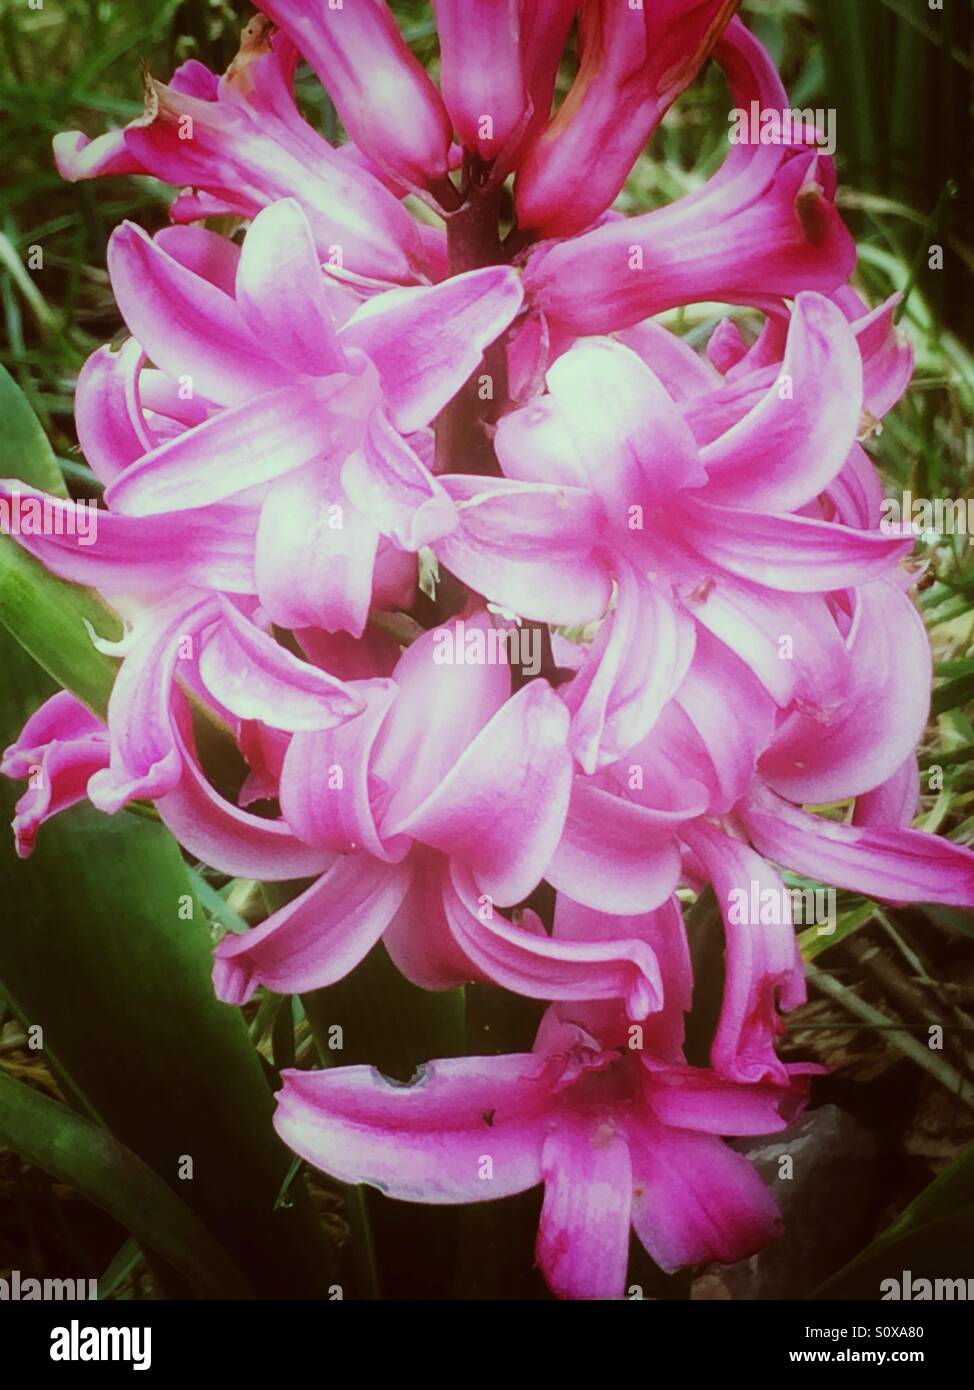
[0,628,336,1297]
[0,363,121,714]
[0,362,66,497]
[0,543,121,716]
[99,1239,145,1301]
[811,1139,974,1297]
[0,1069,251,1299]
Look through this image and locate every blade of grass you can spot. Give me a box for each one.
[0,1069,252,1300]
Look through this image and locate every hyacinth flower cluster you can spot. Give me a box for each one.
[4,1,974,1300]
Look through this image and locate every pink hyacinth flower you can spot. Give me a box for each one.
[95,199,521,635]
[522,20,856,333]
[54,22,430,283]
[1,692,110,857]
[274,1002,810,1299]
[207,616,672,1018]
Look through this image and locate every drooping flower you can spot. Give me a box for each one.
[254,0,455,195]
[208,615,665,1020]
[54,19,433,282]
[521,20,856,334]
[1,692,110,858]
[75,197,522,643]
[437,292,911,771]
[274,1001,811,1299]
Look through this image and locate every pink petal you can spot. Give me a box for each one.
[616,318,722,402]
[555,895,692,1060]
[436,475,612,625]
[198,596,365,732]
[628,1117,782,1274]
[682,579,849,708]
[212,854,411,1002]
[644,1062,811,1135]
[524,153,855,336]
[564,566,695,774]
[381,680,573,906]
[2,693,110,859]
[2,691,105,772]
[154,224,241,294]
[699,292,864,511]
[341,408,457,550]
[853,293,914,419]
[383,846,485,989]
[255,467,381,637]
[760,582,930,802]
[515,0,737,239]
[668,629,776,812]
[156,725,334,879]
[684,820,805,1086]
[546,781,688,915]
[494,394,589,488]
[825,444,884,530]
[126,74,427,281]
[255,0,453,190]
[87,599,219,814]
[235,199,349,376]
[546,338,707,515]
[0,481,257,595]
[279,679,405,861]
[743,786,974,907]
[682,497,911,591]
[105,377,369,517]
[107,222,288,407]
[52,128,142,180]
[536,1117,633,1300]
[434,0,527,160]
[444,864,663,1019]
[854,756,919,830]
[340,266,524,433]
[75,341,151,485]
[274,1054,550,1202]
[371,615,510,824]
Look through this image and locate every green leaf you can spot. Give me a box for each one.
[811,1139,974,1297]
[0,629,336,1297]
[99,1239,145,1301]
[0,362,66,497]
[0,363,121,714]
[0,544,121,716]
[932,672,974,716]
[800,901,875,961]
[0,1069,252,1299]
